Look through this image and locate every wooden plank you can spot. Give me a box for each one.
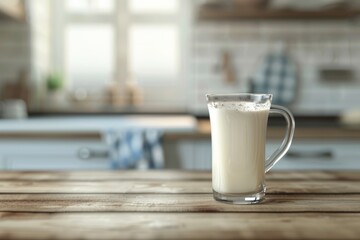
[0,171,211,181]
[0,194,358,213]
[0,171,359,181]
[0,180,359,194]
[0,180,209,194]
[0,212,359,240]
[267,181,360,194]
[269,171,360,181]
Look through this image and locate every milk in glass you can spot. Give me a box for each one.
[208,101,270,194]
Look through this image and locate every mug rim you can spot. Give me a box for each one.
[206,93,273,103]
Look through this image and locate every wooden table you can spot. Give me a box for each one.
[0,170,359,239]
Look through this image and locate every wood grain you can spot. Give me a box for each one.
[0,194,359,213]
[0,180,359,194]
[0,171,359,239]
[0,170,211,181]
[0,171,358,181]
[0,212,359,240]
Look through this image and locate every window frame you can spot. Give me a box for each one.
[51,0,189,107]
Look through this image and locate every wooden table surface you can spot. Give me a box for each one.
[0,170,359,239]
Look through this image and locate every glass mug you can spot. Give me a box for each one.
[206,93,295,204]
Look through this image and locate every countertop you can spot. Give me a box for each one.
[192,119,360,140]
[0,170,359,239]
[0,115,197,133]
[1,114,360,140]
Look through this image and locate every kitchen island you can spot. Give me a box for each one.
[0,170,359,239]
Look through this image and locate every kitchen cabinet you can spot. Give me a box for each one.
[0,115,196,170]
[164,139,211,169]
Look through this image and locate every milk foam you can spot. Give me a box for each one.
[209,102,269,194]
[208,101,270,112]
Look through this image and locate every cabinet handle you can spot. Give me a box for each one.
[286,150,333,160]
[78,147,109,160]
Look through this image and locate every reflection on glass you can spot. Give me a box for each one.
[129,0,178,13]
[66,24,114,89]
[66,0,114,14]
[129,24,179,82]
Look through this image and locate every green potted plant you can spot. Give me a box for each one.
[47,73,63,92]
[46,73,66,107]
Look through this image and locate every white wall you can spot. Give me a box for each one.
[190,2,360,114]
[0,0,51,108]
[28,0,51,108]
[0,21,30,87]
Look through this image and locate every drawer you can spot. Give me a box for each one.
[5,156,109,170]
[0,139,110,170]
[0,139,108,157]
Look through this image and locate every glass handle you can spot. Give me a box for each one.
[265,105,295,173]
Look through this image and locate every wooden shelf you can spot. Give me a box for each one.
[198,7,360,20]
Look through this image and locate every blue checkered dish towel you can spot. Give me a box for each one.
[250,51,297,105]
[104,129,164,169]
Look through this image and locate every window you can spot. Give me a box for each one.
[66,24,114,89]
[53,0,185,106]
[129,23,179,83]
[55,0,116,92]
[66,0,114,14]
[129,0,178,13]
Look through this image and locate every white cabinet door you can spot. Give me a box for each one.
[164,140,195,169]
[164,140,211,170]
[193,140,211,170]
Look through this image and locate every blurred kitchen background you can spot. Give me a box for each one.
[1,0,360,171]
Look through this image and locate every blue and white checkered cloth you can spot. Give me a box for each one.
[104,129,164,169]
[250,51,297,105]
